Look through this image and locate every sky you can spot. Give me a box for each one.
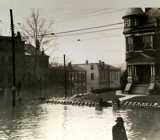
[0,0,160,65]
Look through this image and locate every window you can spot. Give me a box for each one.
[90,65,94,70]
[124,19,131,27]
[126,37,134,52]
[116,72,118,80]
[134,36,143,50]
[124,18,138,28]
[143,35,153,49]
[132,18,139,27]
[77,73,79,80]
[127,35,153,51]
[91,73,94,80]
[82,73,85,80]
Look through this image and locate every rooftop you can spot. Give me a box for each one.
[123,8,144,18]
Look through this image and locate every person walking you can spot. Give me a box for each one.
[112,117,128,140]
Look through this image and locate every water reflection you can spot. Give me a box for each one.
[125,109,160,140]
[0,101,160,140]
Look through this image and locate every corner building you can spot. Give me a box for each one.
[123,8,160,94]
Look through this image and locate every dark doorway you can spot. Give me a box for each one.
[136,65,150,83]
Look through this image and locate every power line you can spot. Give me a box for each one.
[55,22,123,35]
[21,21,123,40]
[24,22,123,38]
[55,27,122,37]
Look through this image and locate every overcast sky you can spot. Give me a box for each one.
[0,0,160,65]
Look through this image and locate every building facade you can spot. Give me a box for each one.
[0,33,25,89]
[50,64,87,95]
[67,64,87,95]
[75,60,121,91]
[23,44,50,88]
[123,8,160,94]
[0,33,51,91]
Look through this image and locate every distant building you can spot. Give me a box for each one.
[50,63,87,95]
[123,8,160,94]
[67,63,87,94]
[74,60,121,91]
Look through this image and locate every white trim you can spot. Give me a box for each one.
[125,32,155,37]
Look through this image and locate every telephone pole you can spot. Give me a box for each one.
[10,9,16,107]
[64,54,67,98]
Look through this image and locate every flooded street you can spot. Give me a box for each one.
[0,98,160,140]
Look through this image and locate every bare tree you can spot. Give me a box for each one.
[19,9,55,89]
[20,9,54,51]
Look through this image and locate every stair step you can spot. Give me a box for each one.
[131,84,149,94]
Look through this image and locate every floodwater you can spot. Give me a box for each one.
[0,95,160,140]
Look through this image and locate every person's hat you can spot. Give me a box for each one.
[115,117,124,123]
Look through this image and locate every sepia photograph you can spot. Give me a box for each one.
[0,0,160,140]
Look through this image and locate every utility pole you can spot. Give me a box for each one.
[64,54,67,98]
[10,9,16,107]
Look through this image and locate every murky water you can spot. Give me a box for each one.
[0,100,160,140]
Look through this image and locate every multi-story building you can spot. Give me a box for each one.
[0,32,50,91]
[123,8,160,94]
[0,33,25,89]
[75,60,121,91]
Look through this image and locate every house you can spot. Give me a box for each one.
[123,8,160,94]
[74,60,121,91]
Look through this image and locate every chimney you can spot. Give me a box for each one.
[68,62,72,68]
[102,61,105,66]
[145,8,151,14]
[17,32,21,40]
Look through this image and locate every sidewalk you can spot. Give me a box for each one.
[116,90,146,101]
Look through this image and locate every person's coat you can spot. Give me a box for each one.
[112,123,128,140]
